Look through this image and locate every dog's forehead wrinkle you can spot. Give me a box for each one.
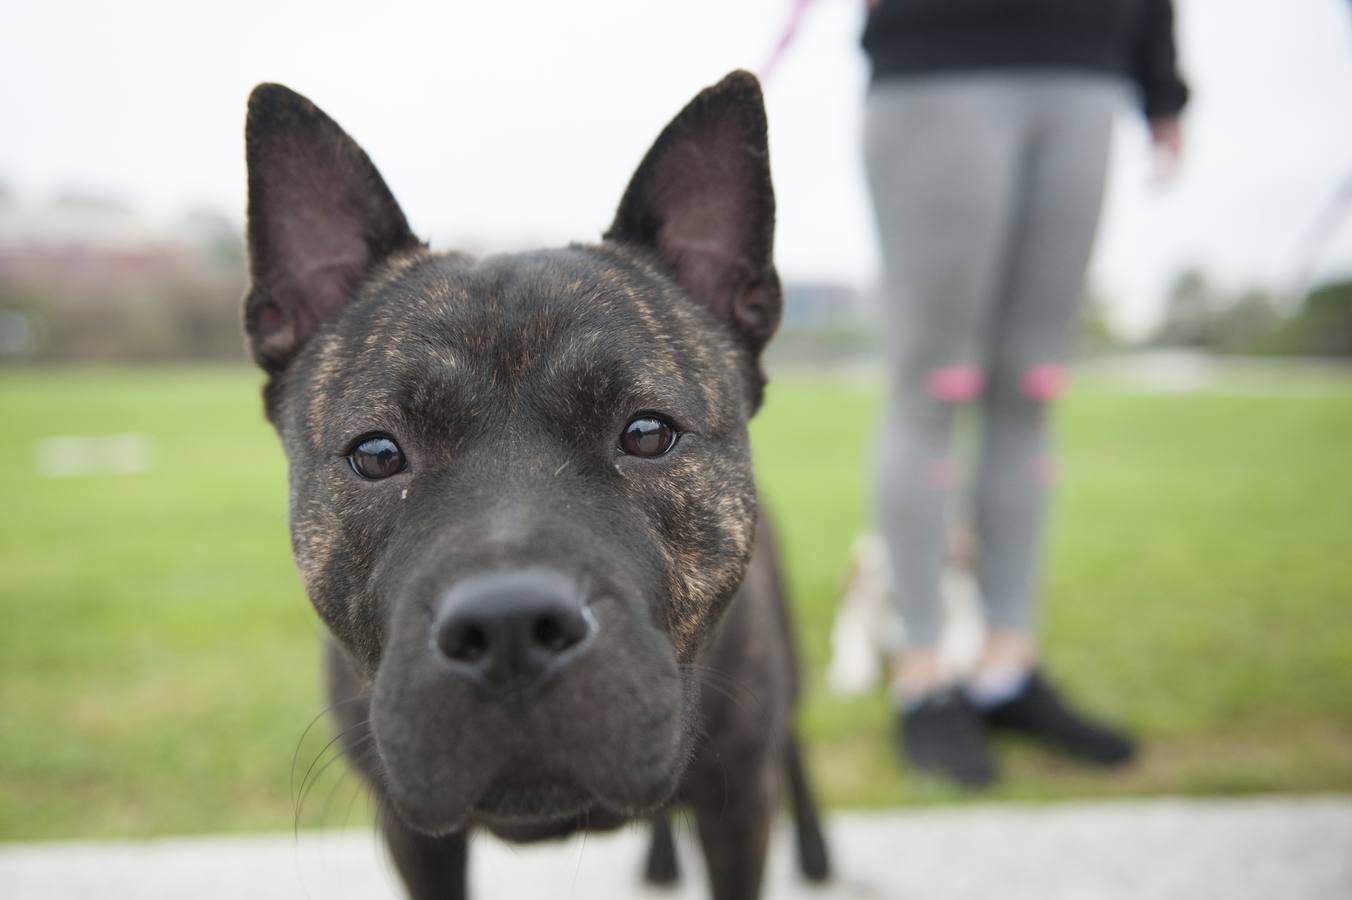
[590,241,747,402]
[340,281,701,437]
[346,245,723,409]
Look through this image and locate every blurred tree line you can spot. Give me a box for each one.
[1151,269,1352,357]
[0,198,248,362]
[0,232,247,363]
[2,224,1349,364]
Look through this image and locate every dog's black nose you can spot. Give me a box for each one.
[432,570,594,689]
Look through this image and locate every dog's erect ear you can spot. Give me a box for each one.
[606,71,781,364]
[243,83,420,374]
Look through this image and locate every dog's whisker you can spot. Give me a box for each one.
[317,764,356,833]
[570,811,591,892]
[339,771,367,831]
[680,663,755,710]
[294,730,344,827]
[316,731,376,833]
[294,721,371,833]
[370,793,388,849]
[290,695,368,823]
[297,732,371,832]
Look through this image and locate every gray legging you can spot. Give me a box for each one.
[866,72,1123,648]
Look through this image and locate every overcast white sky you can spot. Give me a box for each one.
[3,0,1351,334]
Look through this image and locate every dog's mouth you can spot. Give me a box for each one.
[472,770,592,821]
[378,726,686,839]
[465,770,599,839]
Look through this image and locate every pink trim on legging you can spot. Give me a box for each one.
[923,457,957,489]
[1021,363,1068,401]
[925,364,985,402]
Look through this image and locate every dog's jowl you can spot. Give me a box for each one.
[242,71,829,900]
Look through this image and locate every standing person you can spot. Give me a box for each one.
[862,0,1188,785]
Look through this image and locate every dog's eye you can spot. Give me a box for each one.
[618,416,677,458]
[347,434,407,479]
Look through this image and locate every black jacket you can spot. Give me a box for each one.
[862,0,1189,118]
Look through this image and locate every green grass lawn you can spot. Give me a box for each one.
[2,364,1351,840]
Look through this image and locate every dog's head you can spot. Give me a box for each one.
[243,73,780,837]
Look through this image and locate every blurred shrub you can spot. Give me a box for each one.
[1261,280,1352,358]
[1151,269,1350,358]
[0,240,247,363]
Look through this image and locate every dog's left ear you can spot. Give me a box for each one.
[606,71,781,385]
[243,83,421,375]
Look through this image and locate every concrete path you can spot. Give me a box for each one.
[4,795,1350,900]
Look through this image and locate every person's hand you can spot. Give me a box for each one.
[1149,115,1184,185]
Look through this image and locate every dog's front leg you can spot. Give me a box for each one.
[687,762,774,900]
[379,811,469,900]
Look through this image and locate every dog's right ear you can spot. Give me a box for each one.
[243,84,420,374]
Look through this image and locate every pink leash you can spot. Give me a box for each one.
[759,0,819,83]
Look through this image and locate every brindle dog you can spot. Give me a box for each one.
[242,71,829,900]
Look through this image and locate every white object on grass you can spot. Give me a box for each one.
[35,433,156,477]
[826,531,986,696]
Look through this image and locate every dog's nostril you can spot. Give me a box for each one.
[532,610,587,654]
[533,615,565,653]
[440,623,490,663]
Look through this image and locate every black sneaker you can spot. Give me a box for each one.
[897,688,998,787]
[981,670,1136,766]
